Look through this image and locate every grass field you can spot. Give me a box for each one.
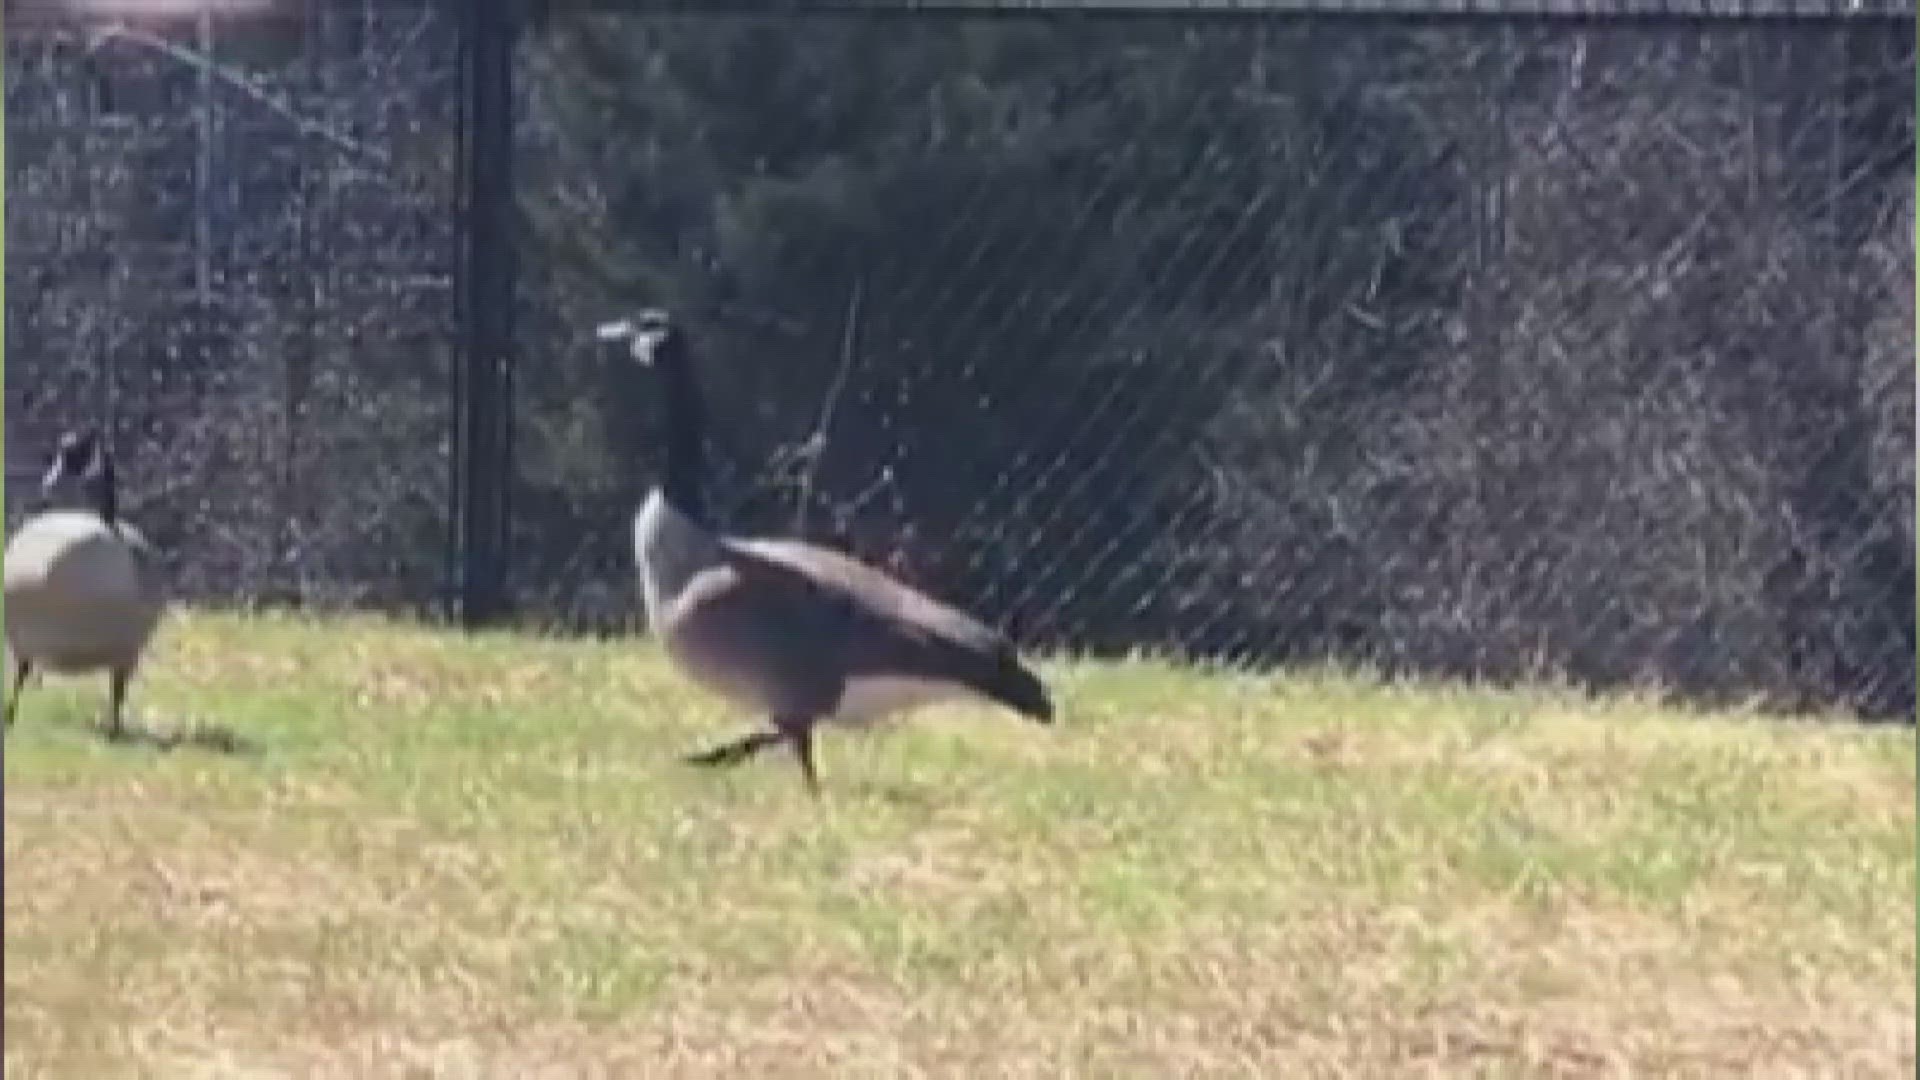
[3,609,1913,1078]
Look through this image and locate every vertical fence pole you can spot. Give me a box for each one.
[456,0,517,626]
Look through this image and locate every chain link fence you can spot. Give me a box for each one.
[6,0,1914,719]
[5,0,465,610]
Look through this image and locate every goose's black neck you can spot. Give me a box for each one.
[93,453,119,528]
[654,333,708,522]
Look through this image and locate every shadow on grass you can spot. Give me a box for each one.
[863,781,944,810]
[100,718,260,756]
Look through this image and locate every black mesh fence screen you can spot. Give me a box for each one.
[7,0,1914,717]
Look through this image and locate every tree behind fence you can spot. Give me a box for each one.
[5,1,1914,719]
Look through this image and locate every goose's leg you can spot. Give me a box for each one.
[4,658,32,728]
[778,717,821,797]
[104,667,131,741]
[684,729,783,769]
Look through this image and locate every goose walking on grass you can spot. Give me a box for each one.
[4,428,167,740]
[598,308,1054,795]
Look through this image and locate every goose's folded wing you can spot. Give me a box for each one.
[723,537,1014,678]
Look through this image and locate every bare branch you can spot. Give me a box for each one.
[87,21,394,176]
[791,278,864,533]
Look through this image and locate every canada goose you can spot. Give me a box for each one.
[598,309,1054,794]
[3,427,167,740]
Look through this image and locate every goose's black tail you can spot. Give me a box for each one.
[980,651,1054,724]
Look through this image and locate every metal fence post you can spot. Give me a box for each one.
[456,0,518,626]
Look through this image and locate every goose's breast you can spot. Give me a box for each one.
[657,605,787,715]
[633,496,724,634]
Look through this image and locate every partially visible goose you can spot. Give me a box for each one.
[3,427,167,740]
[598,309,1054,794]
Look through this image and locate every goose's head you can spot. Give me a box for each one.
[596,308,679,367]
[41,426,106,498]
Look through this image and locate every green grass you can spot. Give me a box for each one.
[4,609,1913,1077]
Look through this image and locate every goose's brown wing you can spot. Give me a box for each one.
[722,537,1047,718]
[110,521,167,604]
